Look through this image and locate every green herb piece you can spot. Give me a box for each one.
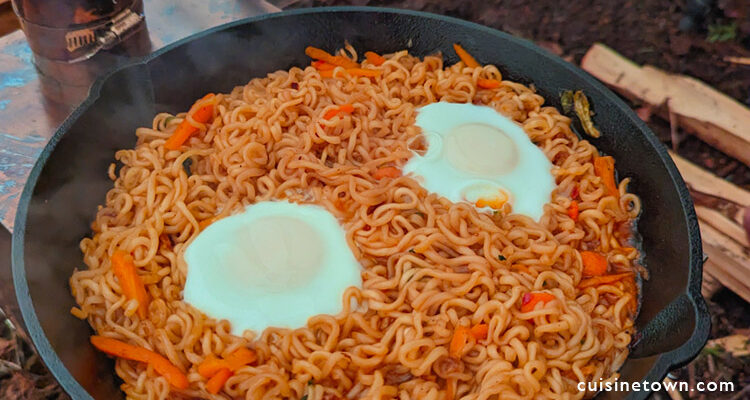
[498,255,506,261]
[301,396,308,400]
[707,23,737,43]
[416,211,426,218]
[701,346,723,356]
[561,90,574,114]
[164,116,176,125]
[573,90,601,138]
[542,281,548,287]
[307,379,314,386]
[409,248,416,254]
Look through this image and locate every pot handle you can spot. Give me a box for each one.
[629,291,710,365]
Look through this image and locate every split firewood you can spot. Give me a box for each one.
[724,56,750,66]
[667,151,750,303]
[704,334,750,358]
[581,43,750,166]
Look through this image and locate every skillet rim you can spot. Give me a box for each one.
[11,6,708,399]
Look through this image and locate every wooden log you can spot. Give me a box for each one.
[700,223,750,303]
[669,152,750,209]
[662,151,750,302]
[581,43,750,166]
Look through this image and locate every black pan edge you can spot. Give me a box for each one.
[12,6,709,399]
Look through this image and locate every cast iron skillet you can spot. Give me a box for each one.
[12,7,709,399]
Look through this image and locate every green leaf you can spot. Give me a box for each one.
[701,346,723,356]
[307,379,314,386]
[408,248,416,254]
[301,396,308,400]
[707,23,737,43]
[573,91,601,138]
[560,90,574,114]
[498,255,506,261]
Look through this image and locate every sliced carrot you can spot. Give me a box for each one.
[197,354,227,378]
[312,60,336,71]
[90,336,188,390]
[373,166,401,180]
[520,292,555,313]
[319,68,382,78]
[205,367,232,394]
[365,51,386,66]
[197,348,256,378]
[469,323,489,340]
[593,156,618,197]
[477,78,501,89]
[578,272,634,289]
[165,94,215,150]
[223,347,257,371]
[323,104,355,120]
[305,46,359,69]
[111,250,149,319]
[453,43,480,68]
[567,201,579,221]
[449,326,471,358]
[580,251,608,277]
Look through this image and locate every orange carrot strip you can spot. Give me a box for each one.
[477,78,501,89]
[90,336,188,389]
[197,354,226,378]
[197,348,256,378]
[567,201,579,221]
[205,367,232,394]
[593,156,618,196]
[111,251,149,319]
[453,43,480,68]
[469,324,489,340]
[312,60,336,71]
[223,347,257,371]
[449,326,471,358]
[165,94,215,150]
[318,68,382,78]
[520,292,555,313]
[305,46,359,69]
[373,166,401,180]
[365,51,386,66]
[581,251,608,277]
[578,272,634,289]
[323,104,355,120]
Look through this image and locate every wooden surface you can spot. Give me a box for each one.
[0,0,280,232]
[669,150,750,303]
[581,43,750,167]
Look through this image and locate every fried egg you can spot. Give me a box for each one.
[183,201,362,335]
[403,102,555,220]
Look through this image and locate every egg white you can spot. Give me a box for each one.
[403,102,555,220]
[183,201,362,335]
